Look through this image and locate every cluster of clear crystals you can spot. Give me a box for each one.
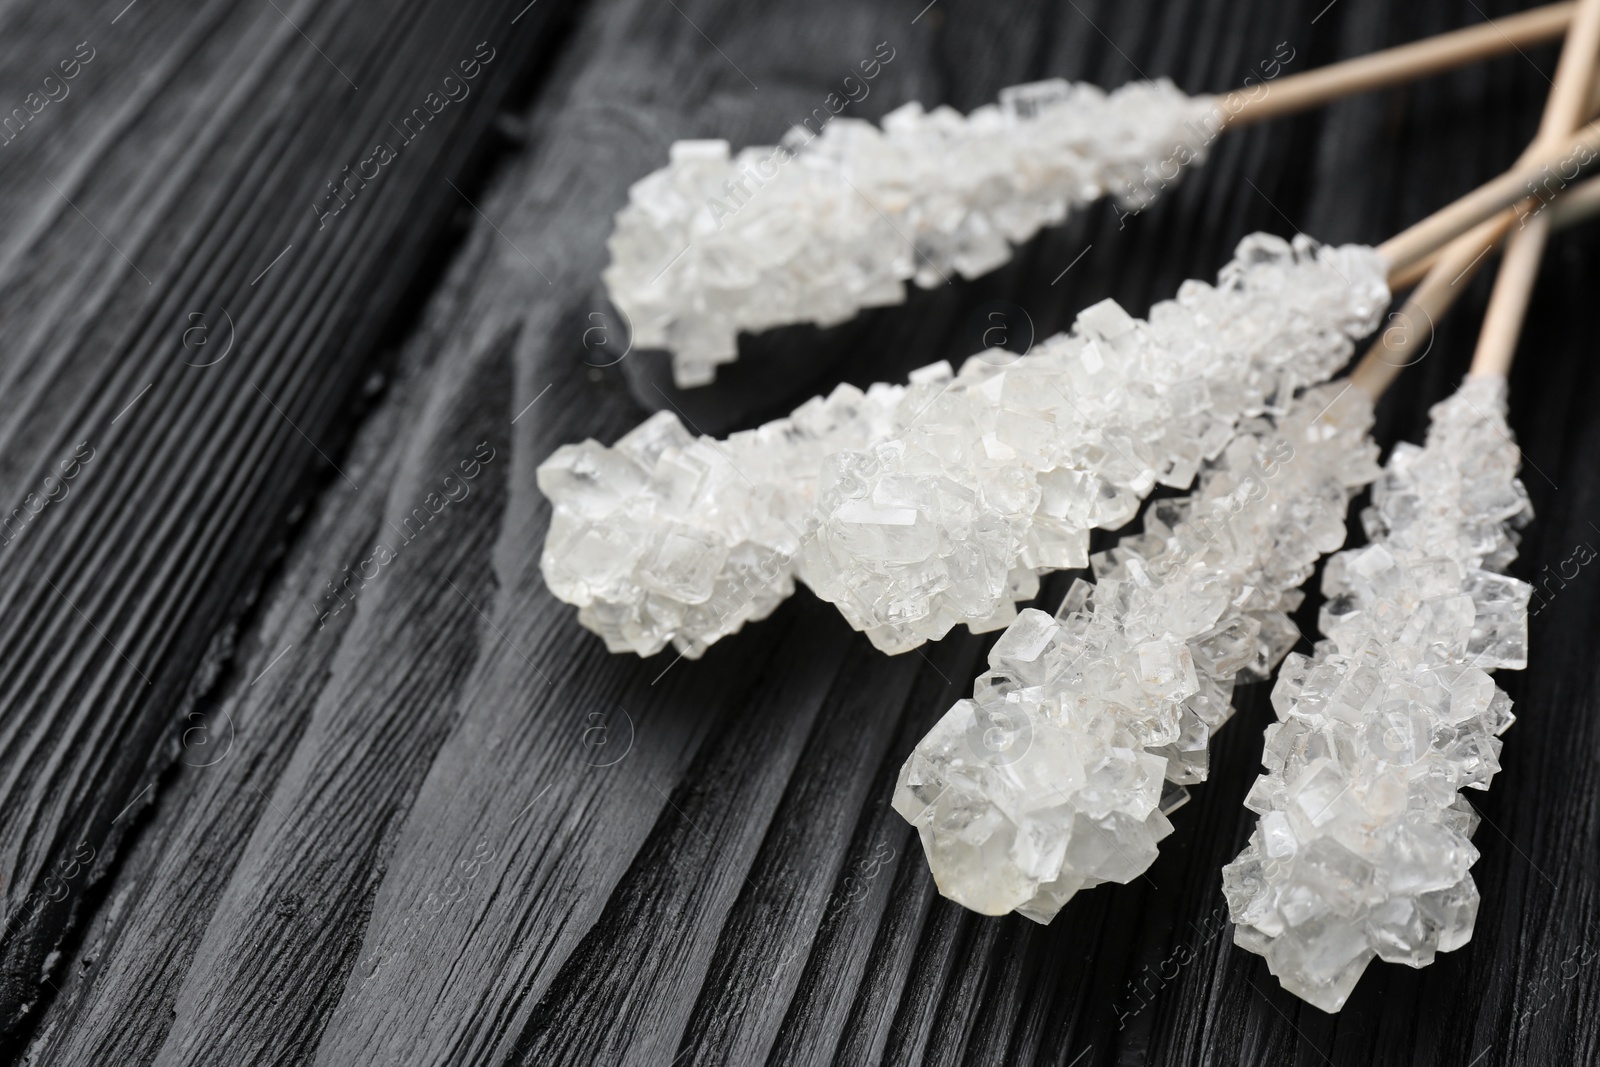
[1222,376,1533,1012]
[537,376,919,657]
[802,235,1389,653]
[540,235,1388,662]
[605,78,1221,386]
[893,383,1381,922]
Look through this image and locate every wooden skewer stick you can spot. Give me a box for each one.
[1348,214,1514,397]
[1471,0,1600,378]
[1387,68,1600,288]
[1304,160,1600,414]
[1427,169,1600,236]
[1536,0,1600,138]
[1386,216,1508,292]
[1352,4,1600,395]
[1468,215,1551,377]
[1221,3,1576,127]
[1549,166,1600,224]
[1375,121,1600,273]
[1346,163,1600,396]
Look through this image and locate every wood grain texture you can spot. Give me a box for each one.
[3,0,1599,1064]
[0,0,572,1045]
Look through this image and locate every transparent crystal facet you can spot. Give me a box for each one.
[540,237,1389,661]
[1223,376,1532,1011]
[604,81,1227,385]
[894,381,1383,925]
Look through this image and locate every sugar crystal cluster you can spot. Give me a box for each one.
[605,78,1221,386]
[1222,376,1532,1012]
[893,383,1380,922]
[802,235,1389,653]
[537,377,919,657]
[540,235,1388,661]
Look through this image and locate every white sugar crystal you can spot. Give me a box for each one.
[606,79,1223,386]
[894,382,1381,923]
[538,236,1388,660]
[1223,376,1533,1012]
[804,235,1387,653]
[538,389,905,657]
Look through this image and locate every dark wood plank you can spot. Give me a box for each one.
[6,0,1600,1064]
[22,381,419,1067]
[0,0,572,1043]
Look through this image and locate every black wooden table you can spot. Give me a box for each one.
[1,1,1597,1064]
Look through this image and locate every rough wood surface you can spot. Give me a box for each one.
[3,0,1599,1064]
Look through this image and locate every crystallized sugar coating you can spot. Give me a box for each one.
[539,235,1388,661]
[605,78,1222,386]
[537,378,913,657]
[1222,376,1532,1012]
[803,235,1389,653]
[893,383,1380,923]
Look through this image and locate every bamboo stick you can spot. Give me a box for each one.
[1351,2,1600,393]
[1376,121,1600,272]
[1471,0,1600,377]
[1349,213,1514,397]
[1222,3,1575,127]
[1549,166,1600,223]
[1388,73,1600,288]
